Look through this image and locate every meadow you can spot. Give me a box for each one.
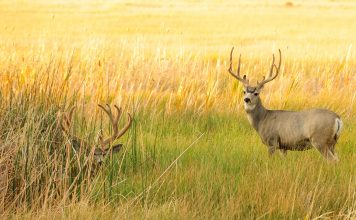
[0,0,355,219]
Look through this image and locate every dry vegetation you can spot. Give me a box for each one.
[0,0,355,219]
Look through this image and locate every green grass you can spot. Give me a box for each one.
[0,42,354,218]
[103,112,356,219]
[2,100,355,219]
[0,1,355,218]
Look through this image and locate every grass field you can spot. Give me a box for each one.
[0,0,355,219]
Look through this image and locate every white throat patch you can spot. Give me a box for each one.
[244,103,256,111]
[246,114,254,125]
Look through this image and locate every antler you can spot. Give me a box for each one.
[228,47,250,86]
[97,104,132,149]
[61,105,132,153]
[61,106,75,134]
[61,106,83,152]
[257,49,282,89]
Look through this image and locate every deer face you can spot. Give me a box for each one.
[243,86,261,111]
[92,143,123,164]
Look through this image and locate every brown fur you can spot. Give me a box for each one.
[243,87,342,161]
[228,48,342,161]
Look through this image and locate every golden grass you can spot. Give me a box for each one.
[0,0,355,219]
[1,1,355,116]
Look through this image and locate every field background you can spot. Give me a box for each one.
[0,0,355,219]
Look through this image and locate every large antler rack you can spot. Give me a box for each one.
[97,104,132,150]
[61,104,132,156]
[228,47,250,86]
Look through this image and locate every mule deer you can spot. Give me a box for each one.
[227,48,343,161]
[61,104,132,166]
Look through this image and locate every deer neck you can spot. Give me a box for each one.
[245,98,268,131]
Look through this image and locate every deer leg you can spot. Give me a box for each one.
[332,151,339,162]
[279,149,287,157]
[314,144,338,162]
[311,137,338,162]
[268,146,276,156]
[327,149,339,162]
[328,144,339,161]
[267,137,280,157]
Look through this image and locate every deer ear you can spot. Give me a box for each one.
[70,138,82,154]
[93,144,122,163]
[94,144,123,157]
[111,144,123,154]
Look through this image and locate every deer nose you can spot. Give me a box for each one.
[244,98,251,103]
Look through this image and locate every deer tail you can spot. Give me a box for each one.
[334,118,343,140]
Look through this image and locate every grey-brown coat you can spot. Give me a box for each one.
[227,48,342,161]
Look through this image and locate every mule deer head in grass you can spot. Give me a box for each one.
[61,104,132,165]
[227,47,343,161]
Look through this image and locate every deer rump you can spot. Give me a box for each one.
[257,108,342,151]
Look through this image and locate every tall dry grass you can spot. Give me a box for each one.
[0,0,355,219]
[0,41,354,219]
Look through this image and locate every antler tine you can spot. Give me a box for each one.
[98,104,114,147]
[110,105,122,138]
[269,54,276,77]
[61,115,70,134]
[115,112,132,140]
[97,130,104,146]
[68,106,76,119]
[113,105,122,126]
[98,104,115,125]
[61,106,76,134]
[228,47,249,86]
[276,49,282,72]
[98,104,131,148]
[257,49,282,89]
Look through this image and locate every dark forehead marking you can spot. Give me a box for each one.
[246,87,257,93]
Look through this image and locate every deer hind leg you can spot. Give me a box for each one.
[325,148,339,162]
[312,140,339,162]
[325,137,339,161]
[328,143,339,161]
[316,146,337,161]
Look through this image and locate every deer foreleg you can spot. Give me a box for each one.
[268,146,277,156]
[266,136,280,157]
[279,149,287,157]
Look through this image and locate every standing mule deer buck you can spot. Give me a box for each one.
[227,47,343,161]
[61,104,132,166]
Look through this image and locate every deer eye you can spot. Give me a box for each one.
[254,93,258,96]
[243,91,246,94]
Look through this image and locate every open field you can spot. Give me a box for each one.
[0,0,355,219]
